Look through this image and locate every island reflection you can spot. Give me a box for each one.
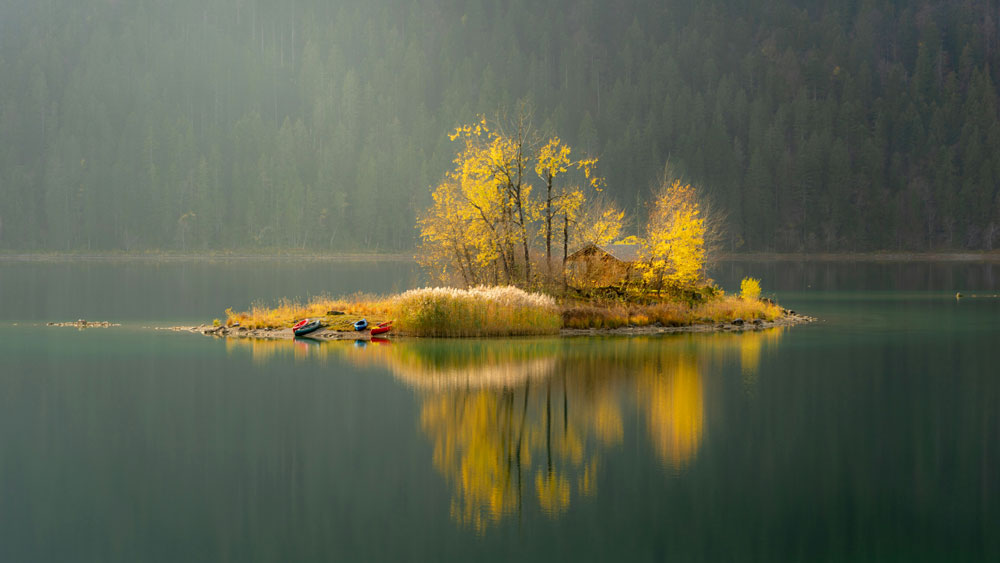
[226,330,784,531]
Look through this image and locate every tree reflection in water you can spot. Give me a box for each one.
[225,330,785,531]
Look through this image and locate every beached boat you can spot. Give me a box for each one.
[353,319,369,331]
[294,319,322,336]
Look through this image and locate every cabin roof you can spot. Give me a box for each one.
[566,242,640,263]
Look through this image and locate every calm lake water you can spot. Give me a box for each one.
[1,258,998,562]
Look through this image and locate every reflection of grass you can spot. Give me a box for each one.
[347,338,564,389]
[224,326,787,385]
[224,337,338,364]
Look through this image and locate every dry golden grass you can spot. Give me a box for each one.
[561,294,783,329]
[392,286,561,337]
[225,294,393,330]
[224,286,785,334]
[693,295,783,322]
[224,286,561,336]
[560,300,698,329]
[561,304,630,329]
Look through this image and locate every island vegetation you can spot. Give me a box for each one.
[216,113,799,339]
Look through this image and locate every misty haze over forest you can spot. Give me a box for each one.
[1,0,998,252]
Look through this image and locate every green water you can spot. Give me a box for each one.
[1,259,998,562]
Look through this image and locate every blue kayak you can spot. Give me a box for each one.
[353,318,369,331]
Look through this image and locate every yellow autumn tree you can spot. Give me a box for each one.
[535,137,573,273]
[416,179,480,285]
[638,179,707,290]
[419,111,614,288]
[451,118,520,283]
[416,116,522,285]
[572,193,626,249]
[445,113,537,284]
[535,137,616,286]
[551,158,618,289]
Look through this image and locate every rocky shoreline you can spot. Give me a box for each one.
[559,310,814,336]
[176,310,815,341]
[47,319,121,328]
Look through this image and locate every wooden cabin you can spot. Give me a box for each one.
[564,243,640,288]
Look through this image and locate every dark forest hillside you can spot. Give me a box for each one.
[1,0,998,252]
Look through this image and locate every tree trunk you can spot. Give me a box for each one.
[514,185,531,286]
[515,186,531,286]
[563,213,569,293]
[545,174,553,276]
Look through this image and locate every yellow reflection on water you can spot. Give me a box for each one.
[349,339,561,389]
[637,354,704,469]
[535,470,572,516]
[224,336,339,364]
[224,329,784,530]
[693,328,786,387]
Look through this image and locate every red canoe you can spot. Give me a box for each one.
[370,320,393,336]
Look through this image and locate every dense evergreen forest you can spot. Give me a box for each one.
[1,0,998,252]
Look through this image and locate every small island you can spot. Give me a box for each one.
[192,114,812,341]
[190,284,810,341]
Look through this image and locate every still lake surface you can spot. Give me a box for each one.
[1,258,998,562]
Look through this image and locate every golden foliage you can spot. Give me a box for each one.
[432,115,534,284]
[416,179,477,285]
[638,179,707,288]
[740,277,762,301]
[572,195,626,248]
[420,115,611,286]
[535,137,572,179]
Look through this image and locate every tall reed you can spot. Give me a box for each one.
[391,286,561,337]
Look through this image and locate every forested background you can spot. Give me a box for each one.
[1,0,999,252]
